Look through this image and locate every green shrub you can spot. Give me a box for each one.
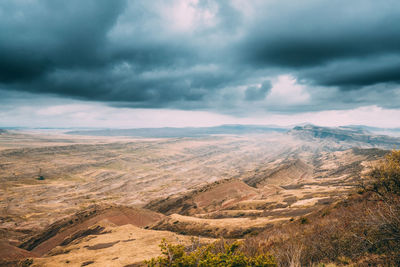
[146,239,276,267]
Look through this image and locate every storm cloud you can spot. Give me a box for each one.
[245,81,272,101]
[1,0,400,114]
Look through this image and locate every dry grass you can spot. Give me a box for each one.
[32,224,214,267]
[243,151,400,266]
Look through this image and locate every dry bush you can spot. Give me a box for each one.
[368,150,400,196]
[243,150,400,266]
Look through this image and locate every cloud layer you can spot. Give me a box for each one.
[1,0,400,116]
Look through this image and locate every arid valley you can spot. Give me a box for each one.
[1,125,399,266]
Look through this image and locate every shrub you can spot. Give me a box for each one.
[368,150,400,196]
[147,151,400,266]
[243,150,400,266]
[146,239,276,267]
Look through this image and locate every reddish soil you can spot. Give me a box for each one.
[145,178,259,215]
[19,205,164,256]
[0,240,38,265]
[193,179,258,208]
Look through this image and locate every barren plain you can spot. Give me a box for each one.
[0,125,397,266]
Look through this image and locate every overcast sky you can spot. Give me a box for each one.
[1,0,400,128]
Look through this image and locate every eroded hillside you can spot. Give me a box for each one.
[0,127,397,266]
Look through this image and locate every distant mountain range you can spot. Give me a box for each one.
[66,125,288,138]
[289,124,400,147]
[65,124,400,148]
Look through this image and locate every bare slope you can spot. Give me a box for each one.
[243,159,313,187]
[145,179,259,215]
[145,148,387,238]
[31,224,213,267]
[0,241,38,266]
[19,205,163,256]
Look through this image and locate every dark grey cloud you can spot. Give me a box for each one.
[0,0,125,82]
[1,0,400,114]
[245,81,272,101]
[239,0,400,88]
[300,55,400,88]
